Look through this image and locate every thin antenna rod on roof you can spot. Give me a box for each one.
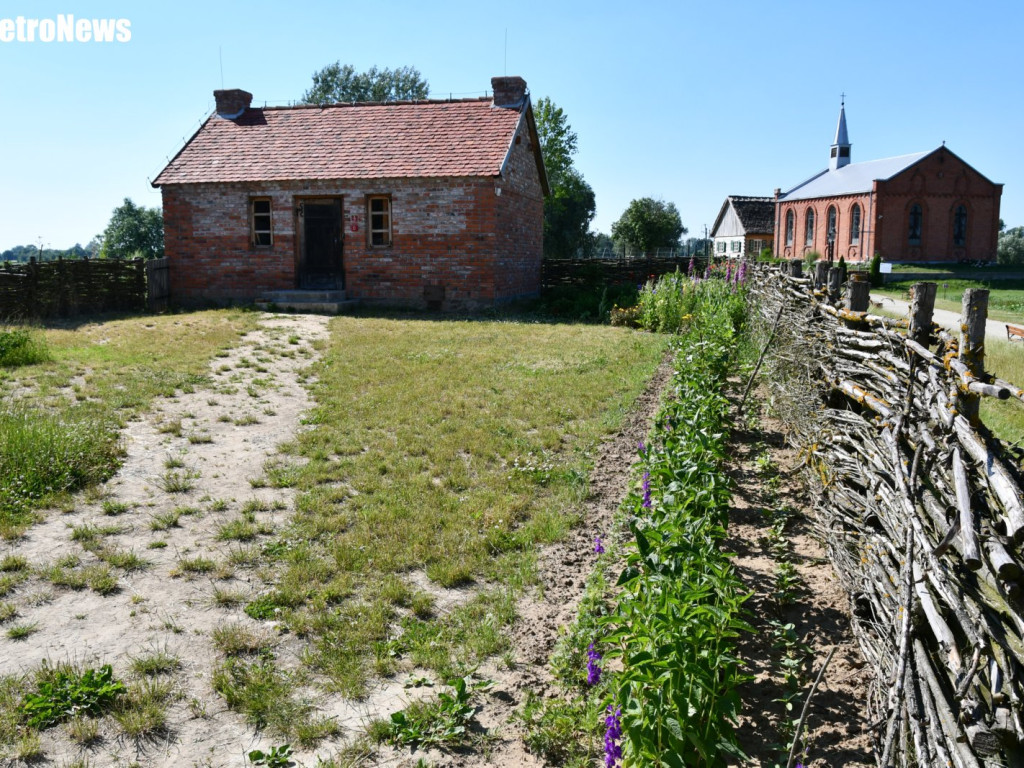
[219,46,224,89]
[504,28,507,75]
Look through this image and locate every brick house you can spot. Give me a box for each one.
[152,76,547,310]
[710,196,774,259]
[773,103,1002,263]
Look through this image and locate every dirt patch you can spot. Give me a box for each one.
[727,406,874,767]
[1,313,340,767]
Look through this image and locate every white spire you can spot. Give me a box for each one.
[830,97,851,171]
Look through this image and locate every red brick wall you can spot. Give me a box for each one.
[775,192,874,263]
[874,148,1001,263]
[159,127,543,309]
[773,148,1001,264]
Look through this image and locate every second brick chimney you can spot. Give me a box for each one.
[214,89,253,119]
[491,76,527,108]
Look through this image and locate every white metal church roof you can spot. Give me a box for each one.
[779,151,930,202]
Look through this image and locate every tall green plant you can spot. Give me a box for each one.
[601,300,752,766]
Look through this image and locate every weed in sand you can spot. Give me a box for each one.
[6,621,38,640]
[0,554,29,572]
[130,649,181,677]
[208,498,230,512]
[150,510,181,531]
[187,432,213,445]
[234,414,261,426]
[164,453,186,469]
[114,677,175,737]
[0,602,17,623]
[21,662,125,728]
[213,587,246,607]
[158,468,200,494]
[0,572,27,598]
[158,419,183,437]
[173,556,217,577]
[217,518,273,542]
[99,549,150,573]
[212,623,273,657]
[67,714,101,745]
[147,540,168,549]
[102,500,131,516]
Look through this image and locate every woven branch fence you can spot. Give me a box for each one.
[749,260,1024,767]
[0,257,169,319]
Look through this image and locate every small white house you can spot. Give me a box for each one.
[710,196,775,258]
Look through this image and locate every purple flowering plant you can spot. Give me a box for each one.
[586,643,602,686]
[604,705,623,768]
[594,536,604,555]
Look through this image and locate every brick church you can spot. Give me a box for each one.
[774,103,1002,263]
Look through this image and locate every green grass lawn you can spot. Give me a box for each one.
[886,263,1024,277]
[257,316,668,696]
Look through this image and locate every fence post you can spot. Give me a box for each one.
[814,261,829,290]
[827,267,842,305]
[789,259,803,278]
[958,288,989,424]
[847,274,870,312]
[909,282,937,346]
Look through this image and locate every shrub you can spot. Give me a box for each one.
[635,268,748,335]
[869,252,883,287]
[804,250,823,269]
[0,328,49,368]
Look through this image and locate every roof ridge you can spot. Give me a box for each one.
[256,96,493,112]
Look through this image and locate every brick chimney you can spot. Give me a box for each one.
[214,89,253,119]
[491,76,527,108]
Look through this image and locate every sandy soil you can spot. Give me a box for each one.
[1,316,876,768]
[2,313,333,767]
[727,408,874,767]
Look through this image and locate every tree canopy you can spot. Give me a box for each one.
[302,64,429,104]
[535,97,595,258]
[611,198,687,254]
[997,226,1024,266]
[100,198,164,260]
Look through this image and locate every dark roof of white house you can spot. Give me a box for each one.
[711,196,775,237]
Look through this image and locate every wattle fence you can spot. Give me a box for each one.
[0,257,168,319]
[750,261,1024,766]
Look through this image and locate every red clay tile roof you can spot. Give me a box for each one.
[153,98,525,185]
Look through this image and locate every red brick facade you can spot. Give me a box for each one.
[155,81,545,310]
[774,147,1001,263]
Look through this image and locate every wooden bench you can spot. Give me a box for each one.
[1008,323,1024,342]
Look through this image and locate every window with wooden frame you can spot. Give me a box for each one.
[730,240,741,253]
[250,198,272,247]
[367,195,392,247]
[716,241,726,253]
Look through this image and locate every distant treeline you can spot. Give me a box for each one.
[1,242,100,263]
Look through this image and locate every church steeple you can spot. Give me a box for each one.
[830,97,851,171]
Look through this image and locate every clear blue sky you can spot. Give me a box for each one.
[1,0,1022,251]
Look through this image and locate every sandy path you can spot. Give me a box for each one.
[871,293,1012,342]
[1,313,334,767]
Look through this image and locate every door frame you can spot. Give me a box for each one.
[295,196,344,289]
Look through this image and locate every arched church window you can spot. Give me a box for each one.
[908,204,923,245]
[827,206,838,240]
[850,204,861,245]
[785,210,794,246]
[953,205,968,247]
[805,209,815,247]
